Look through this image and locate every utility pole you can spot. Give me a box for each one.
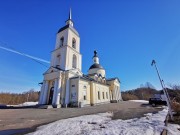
[162,80,171,106]
[151,60,173,120]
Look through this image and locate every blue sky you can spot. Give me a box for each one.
[0,0,180,93]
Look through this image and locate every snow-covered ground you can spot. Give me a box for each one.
[167,123,180,135]
[28,107,174,135]
[17,102,38,106]
[4,102,38,107]
[128,100,149,103]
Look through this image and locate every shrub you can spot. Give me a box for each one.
[122,93,139,101]
[171,102,180,113]
[0,90,39,105]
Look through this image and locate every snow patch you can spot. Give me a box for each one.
[167,123,180,135]
[28,108,169,135]
[18,102,38,106]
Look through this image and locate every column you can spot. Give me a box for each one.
[42,81,49,104]
[56,78,61,105]
[52,78,61,108]
[110,90,112,100]
[116,87,119,100]
[39,81,45,104]
[65,79,70,106]
[113,88,115,100]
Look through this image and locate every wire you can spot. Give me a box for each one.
[0,41,50,68]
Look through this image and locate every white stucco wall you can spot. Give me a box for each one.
[90,82,110,105]
[88,68,106,77]
[78,80,90,105]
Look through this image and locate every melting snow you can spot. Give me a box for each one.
[18,102,38,106]
[27,107,172,135]
[167,123,180,135]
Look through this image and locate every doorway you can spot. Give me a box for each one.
[48,87,54,105]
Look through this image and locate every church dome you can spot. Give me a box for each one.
[89,63,104,70]
[88,50,106,77]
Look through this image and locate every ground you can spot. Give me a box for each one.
[28,108,169,135]
[0,101,162,135]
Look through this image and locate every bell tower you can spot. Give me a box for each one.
[50,9,82,71]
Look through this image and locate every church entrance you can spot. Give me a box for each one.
[48,87,54,105]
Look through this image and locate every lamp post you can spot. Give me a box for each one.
[151,60,173,120]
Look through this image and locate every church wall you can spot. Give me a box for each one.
[44,71,61,81]
[67,29,80,52]
[51,47,67,70]
[55,29,68,49]
[90,82,110,105]
[88,68,106,77]
[65,47,82,70]
[78,80,90,105]
[107,79,121,101]
[70,78,91,106]
[70,78,79,104]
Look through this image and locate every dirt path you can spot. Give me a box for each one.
[0,101,162,135]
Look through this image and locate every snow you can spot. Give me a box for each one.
[167,123,180,135]
[18,102,38,106]
[128,100,149,103]
[28,108,169,135]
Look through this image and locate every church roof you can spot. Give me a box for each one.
[70,75,109,86]
[57,24,79,36]
[106,77,121,83]
[89,63,104,70]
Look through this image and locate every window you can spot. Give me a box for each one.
[72,54,77,68]
[71,88,76,101]
[56,54,61,67]
[83,90,87,100]
[102,92,105,99]
[72,38,76,49]
[106,92,108,99]
[84,95,86,100]
[60,37,64,47]
[98,91,100,100]
[72,85,75,87]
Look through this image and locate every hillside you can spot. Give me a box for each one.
[122,87,180,102]
[0,90,39,105]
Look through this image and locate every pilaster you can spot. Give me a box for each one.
[42,81,49,104]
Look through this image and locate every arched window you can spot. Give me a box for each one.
[60,37,64,47]
[72,38,76,49]
[83,86,87,100]
[72,54,77,68]
[56,54,61,67]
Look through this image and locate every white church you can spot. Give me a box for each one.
[38,9,122,108]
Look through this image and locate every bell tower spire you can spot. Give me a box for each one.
[51,8,81,71]
[69,8,72,20]
[66,8,73,26]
